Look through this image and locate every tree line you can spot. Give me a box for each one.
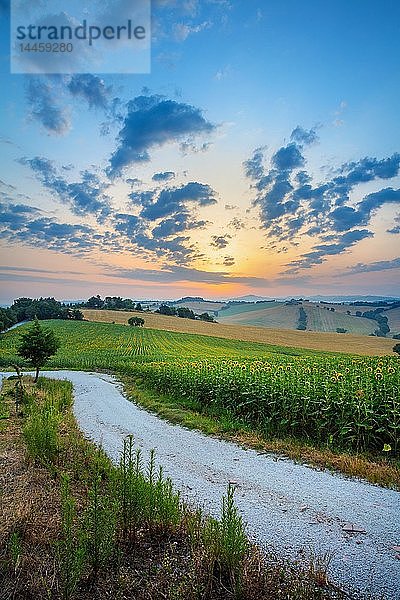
[0,297,83,332]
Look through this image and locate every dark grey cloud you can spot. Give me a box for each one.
[126,178,143,187]
[108,264,267,286]
[228,217,245,230]
[342,257,400,275]
[0,265,84,275]
[211,235,231,249]
[152,171,176,182]
[108,95,215,174]
[19,156,111,218]
[67,74,112,109]
[26,78,70,135]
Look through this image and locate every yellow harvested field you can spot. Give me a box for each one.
[82,309,396,356]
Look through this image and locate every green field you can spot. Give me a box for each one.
[304,306,376,334]
[1,320,399,456]
[218,304,299,329]
[0,320,311,372]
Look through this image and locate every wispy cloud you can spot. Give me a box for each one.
[26,78,70,135]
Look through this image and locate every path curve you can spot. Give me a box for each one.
[1,370,399,599]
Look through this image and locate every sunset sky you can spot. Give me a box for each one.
[1,0,400,304]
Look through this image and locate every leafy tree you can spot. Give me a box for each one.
[86,295,104,309]
[156,304,177,316]
[176,307,195,319]
[69,308,84,320]
[128,316,144,327]
[17,318,60,382]
[135,303,143,312]
[199,312,216,322]
[393,343,400,356]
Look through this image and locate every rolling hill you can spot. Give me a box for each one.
[82,309,396,355]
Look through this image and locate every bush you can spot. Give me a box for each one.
[128,316,144,327]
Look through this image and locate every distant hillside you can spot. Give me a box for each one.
[218,300,388,336]
[385,306,400,335]
[172,300,227,314]
[218,303,299,329]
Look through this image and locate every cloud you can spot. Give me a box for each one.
[342,257,400,275]
[223,256,235,266]
[286,229,373,273]
[0,265,84,276]
[67,74,112,109]
[140,182,217,220]
[173,20,211,41]
[357,187,400,220]
[243,147,265,181]
[387,213,400,234]
[19,156,111,217]
[228,217,245,230]
[272,143,305,172]
[211,235,231,249]
[290,126,319,147]
[152,171,176,182]
[329,206,365,231]
[0,201,97,255]
[109,264,267,286]
[126,178,143,187]
[245,131,400,273]
[26,78,70,135]
[109,95,215,174]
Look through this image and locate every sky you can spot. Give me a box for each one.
[0,0,400,303]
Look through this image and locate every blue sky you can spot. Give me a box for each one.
[0,0,399,302]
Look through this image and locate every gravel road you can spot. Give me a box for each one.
[2,370,399,599]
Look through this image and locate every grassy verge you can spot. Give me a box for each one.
[121,374,400,490]
[0,375,352,600]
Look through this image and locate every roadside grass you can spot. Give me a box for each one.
[122,375,400,490]
[0,375,352,600]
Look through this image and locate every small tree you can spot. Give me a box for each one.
[128,316,144,327]
[18,318,60,382]
[393,343,400,356]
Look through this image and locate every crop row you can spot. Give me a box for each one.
[134,356,400,455]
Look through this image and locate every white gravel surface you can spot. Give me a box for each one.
[2,370,399,599]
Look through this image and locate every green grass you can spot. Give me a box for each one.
[0,319,327,373]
